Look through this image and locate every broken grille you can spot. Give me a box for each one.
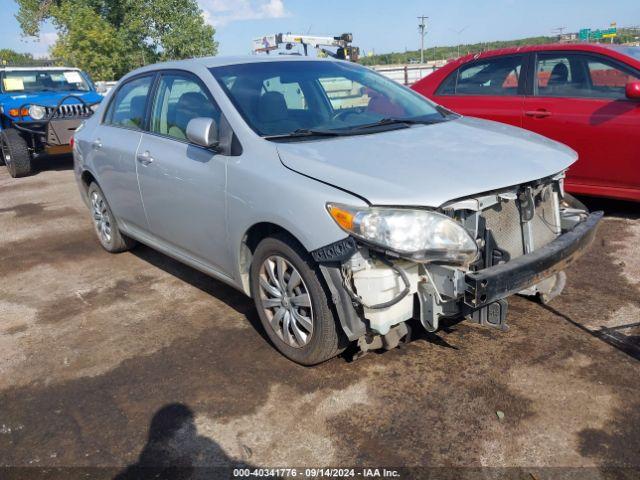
[482,198,525,259]
[481,184,561,261]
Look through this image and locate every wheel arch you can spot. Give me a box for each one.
[238,222,306,296]
[77,169,99,206]
[80,169,98,192]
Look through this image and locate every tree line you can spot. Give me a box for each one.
[359,31,640,66]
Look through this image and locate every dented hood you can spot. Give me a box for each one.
[276,117,577,207]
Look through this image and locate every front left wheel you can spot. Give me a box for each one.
[1,128,32,178]
[250,234,346,365]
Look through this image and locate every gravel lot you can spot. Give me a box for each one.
[1,157,639,478]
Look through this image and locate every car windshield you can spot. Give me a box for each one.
[210,60,448,138]
[613,46,640,61]
[0,69,91,93]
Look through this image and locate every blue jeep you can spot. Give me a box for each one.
[0,66,102,177]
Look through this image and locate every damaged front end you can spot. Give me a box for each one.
[314,174,603,357]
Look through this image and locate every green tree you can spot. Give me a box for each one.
[14,0,218,80]
[0,49,34,65]
[49,2,136,80]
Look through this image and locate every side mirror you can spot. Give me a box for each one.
[625,81,640,100]
[186,117,219,148]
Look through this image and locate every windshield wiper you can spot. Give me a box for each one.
[264,117,450,140]
[264,128,345,140]
[350,117,446,131]
[435,105,460,118]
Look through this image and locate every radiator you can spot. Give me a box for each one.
[481,184,560,260]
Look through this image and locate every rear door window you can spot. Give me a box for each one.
[105,75,154,130]
[438,55,524,96]
[535,54,583,98]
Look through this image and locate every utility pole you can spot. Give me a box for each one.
[553,26,567,42]
[449,25,470,58]
[418,16,428,64]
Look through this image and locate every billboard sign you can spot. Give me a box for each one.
[253,34,279,52]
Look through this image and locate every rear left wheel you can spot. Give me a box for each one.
[88,182,137,253]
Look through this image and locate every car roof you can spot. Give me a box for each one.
[125,55,339,78]
[0,66,82,72]
[457,43,638,63]
[151,54,334,68]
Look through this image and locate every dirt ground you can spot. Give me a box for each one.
[1,157,639,479]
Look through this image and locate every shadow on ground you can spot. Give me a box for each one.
[114,403,257,480]
[576,195,640,220]
[31,154,74,175]
[131,245,272,344]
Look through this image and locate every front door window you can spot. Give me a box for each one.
[535,53,640,100]
[150,74,221,141]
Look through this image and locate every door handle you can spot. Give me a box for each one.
[525,109,551,119]
[92,140,103,150]
[136,151,154,166]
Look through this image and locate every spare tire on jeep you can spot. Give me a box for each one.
[0,128,32,178]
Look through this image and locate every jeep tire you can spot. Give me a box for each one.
[0,128,32,178]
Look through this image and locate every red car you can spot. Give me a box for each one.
[412,44,640,202]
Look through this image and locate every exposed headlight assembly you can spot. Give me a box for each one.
[28,104,46,120]
[327,203,478,265]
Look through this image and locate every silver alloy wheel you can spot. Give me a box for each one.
[90,190,113,244]
[258,255,314,348]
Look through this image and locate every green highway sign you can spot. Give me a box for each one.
[579,27,617,41]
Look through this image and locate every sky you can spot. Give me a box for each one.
[1,0,639,58]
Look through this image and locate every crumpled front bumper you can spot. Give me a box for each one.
[464,211,604,308]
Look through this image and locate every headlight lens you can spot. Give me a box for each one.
[28,105,46,120]
[327,203,478,264]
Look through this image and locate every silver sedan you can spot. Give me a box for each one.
[73,56,601,365]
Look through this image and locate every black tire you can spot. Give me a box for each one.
[561,193,588,212]
[1,129,32,178]
[250,234,346,365]
[87,182,137,253]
